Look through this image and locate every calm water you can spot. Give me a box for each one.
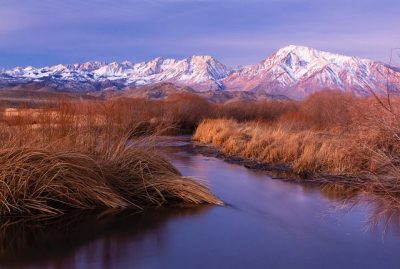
[1,138,400,269]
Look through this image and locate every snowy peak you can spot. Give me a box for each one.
[265,45,372,73]
[132,57,177,77]
[94,61,135,77]
[72,61,107,72]
[223,45,400,99]
[177,55,232,84]
[273,45,368,64]
[1,46,399,98]
[0,55,232,91]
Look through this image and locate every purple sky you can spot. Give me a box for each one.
[1,0,399,68]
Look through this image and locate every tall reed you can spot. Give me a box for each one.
[0,98,222,216]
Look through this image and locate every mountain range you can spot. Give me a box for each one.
[1,45,399,99]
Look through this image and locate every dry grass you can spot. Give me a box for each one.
[0,97,223,216]
[0,146,221,216]
[194,119,355,175]
[0,93,303,136]
[194,90,400,207]
[6,90,400,212]
[0,93,296,216]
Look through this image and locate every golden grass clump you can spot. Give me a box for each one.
[0,146,221,216]
[0,144,221,216]
[0,97,223,216]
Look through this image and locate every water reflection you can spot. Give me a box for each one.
[2,137,400,269]
[0,206,211,269]
[315,182,400,236]
[168,138,400,236]
[365,201,400,235]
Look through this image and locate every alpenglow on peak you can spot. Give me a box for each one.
[1,46,399,98]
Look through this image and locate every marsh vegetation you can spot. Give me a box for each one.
[193,91,400,207]
[2,89,400,215]
[0,96,223,216]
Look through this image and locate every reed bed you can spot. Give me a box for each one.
[4,90,400,212]
[194,91,400,207]
[0,146,221,216]
[0,97,223,216]
[194,119,355,175]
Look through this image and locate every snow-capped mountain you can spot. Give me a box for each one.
[1,45,399,99]
[223,45,400,99]
[0,56,232,92]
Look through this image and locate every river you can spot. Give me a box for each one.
[0,137,399,269]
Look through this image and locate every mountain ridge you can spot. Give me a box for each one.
[1,45,399,99]
[223,45,400,99]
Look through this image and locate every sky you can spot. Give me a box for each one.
[0,0,399,68]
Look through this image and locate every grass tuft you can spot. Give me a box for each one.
[0,96,225,216]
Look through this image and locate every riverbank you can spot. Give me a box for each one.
[2,139,400,269]
[2,90,400,214]
[0,98,223,216]
[193,112,400,207]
